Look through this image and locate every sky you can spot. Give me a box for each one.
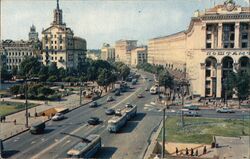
[1,0,249,49]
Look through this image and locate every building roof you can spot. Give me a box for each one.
[149,30,186,41]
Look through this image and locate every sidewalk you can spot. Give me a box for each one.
[0,90,108,140]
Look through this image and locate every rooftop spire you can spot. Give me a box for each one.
[57,0,59,10]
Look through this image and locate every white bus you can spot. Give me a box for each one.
[67,134,101,158]
[107,104,137,133]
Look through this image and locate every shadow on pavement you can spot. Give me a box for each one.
[130,112,146,121]
[42,128,54,134]
[2,150,19,158]
[119,121,138,133]
[94,146,117,158]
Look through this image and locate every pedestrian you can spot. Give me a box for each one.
[175,147,179,155]
[195,149,198,156]
[185,148,189,155]
[2,116,5,123]
[191,148,194,156]
[0,116,2,123]
[13,119,16,125]
[203,146,207,154]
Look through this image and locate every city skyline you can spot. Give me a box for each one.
[1,0,249,49]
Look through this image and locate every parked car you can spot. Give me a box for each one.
[107,96,114,102]
[105,109,115,115]
[87,117,100,125]
[137,93,143,98]
[183,110,199,117]
[125,103,133,108]
[145,87,149,91]
[115,109,122,116]
[52,113,65,121]
[89,101,98,108]
[216,107,235,113]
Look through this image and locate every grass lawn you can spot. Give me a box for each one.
[158,117,250,144]
[0,101,37,116]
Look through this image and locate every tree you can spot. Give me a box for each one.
[38,65,49,82]
[10,85,21,97]
[159,71,174,97]
[1,65,11,81]
[48,62,58,77]
[97,69,112,92]
[11,66,18,76]
[47,75,57,82]
[18,57,41,78]
[38,86,55,96]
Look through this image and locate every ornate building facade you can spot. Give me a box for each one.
[0,25,41,71]
[148,0,250,99]
[41,0,86,69]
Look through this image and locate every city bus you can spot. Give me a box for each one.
[67,134,101,158]
[107,104,137,133]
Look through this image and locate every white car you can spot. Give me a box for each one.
[216,107,235,113]
[183,110,199,117]
[52,113,64,121]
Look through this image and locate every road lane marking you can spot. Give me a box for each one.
[30,124,88,159]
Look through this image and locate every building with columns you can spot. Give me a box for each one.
[148,0,250,99]
[41,0,86,69]
[101,43,115,62]
[0,25,41,72]
[130,46,148,67]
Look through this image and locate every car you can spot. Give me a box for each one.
[52,113,65,121]
[184,105,200,110]
[145,87,149,91]
[125,103,133,108]
[114,90,121,96]
[148,79,152,81]
[87,117,100,125]
[137,93,143,98]
[183,110,199,117]
[216,107,235,113]
[89,101,98,108]
[115,109,122,116]
[107,96,114,102]
[105,109,115,115]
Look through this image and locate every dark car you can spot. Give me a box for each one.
[89,101,98,108]
[137,93,143,98]
[105,109,115,115]
[30,122,46,134]
[107,96,114,102]
[87,117,100,125]
[114,90,121,96]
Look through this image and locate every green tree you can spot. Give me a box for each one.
[159,71,174,96]
[48,62,58,77]
[11,66,18,76]
[1,65,11,81]
[10,85,21,97]
[18,57,41,78]
[47,75,57,82]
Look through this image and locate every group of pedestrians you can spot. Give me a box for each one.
[175,146,207,157]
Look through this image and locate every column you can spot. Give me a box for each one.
[200,63,206,98]
[218,23,223,48]
[216,63,222,98]
[234,22,240,48]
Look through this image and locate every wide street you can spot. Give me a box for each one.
[2,71,249,159]
[3,72,164,159]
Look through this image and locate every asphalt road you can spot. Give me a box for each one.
[3,70,249,159]
[3,72,163,159]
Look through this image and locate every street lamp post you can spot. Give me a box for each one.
[24,77,29,128]
[162,107,166,158]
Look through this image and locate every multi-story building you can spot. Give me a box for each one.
[115,40,137,65]
[86,50,100,61]
[101,43,115,62]
[148,0,250,99]
[0,25,41,71]
[130,46,147,67]
[41,0,86,69]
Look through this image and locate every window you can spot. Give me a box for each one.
[51,41,53,44]
[206,43,211,48]
[54,35,56,38]
[55,57,57,60]
[242,33,248,40]
[60,40,63,44]
[206,25,212,31]
[242,42,248,48]
[55,46,57,49]
[19,52,21,56]
[60,46,62,50]
[206,80,211,85]
[52,57,54,60]
[206,34,211,40]
[46,46,48,50]
[206,88,211,95]
[55,41,57,44]
[206,70,211,77]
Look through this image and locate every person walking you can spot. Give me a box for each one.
[191,148,194,156]
[195,149,198,156]
[185,148,189,155]
[13,119,16,125]
[203,146,207,154]
[175,147,179,155]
